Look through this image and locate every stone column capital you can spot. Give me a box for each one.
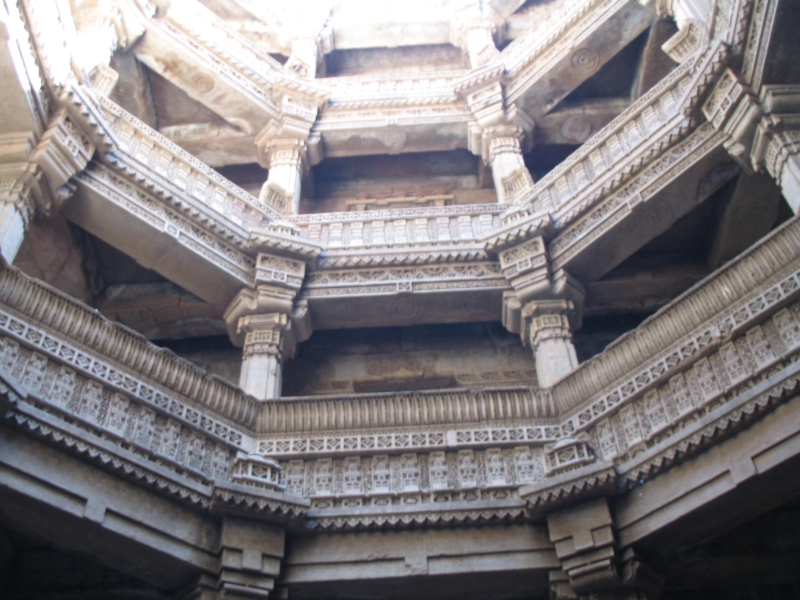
[522,299,575,346]
[238,313,289,361]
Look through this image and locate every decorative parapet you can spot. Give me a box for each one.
[323,71,466,109]
[0,265,260,429]
[290,204,504,268]
[553,217,800,415]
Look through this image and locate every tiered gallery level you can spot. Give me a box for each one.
[1,0,800,598]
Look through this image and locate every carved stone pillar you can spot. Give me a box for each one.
[258,139,307,216]
[181,517,285,600]
[523,300,579,388]
[486,128,534,205]
[451,3,503,69]
[547,498,664,600]
[0,110,94,264]
[762,126,800,213]
[224,253,312,401]
[238,313,288,401]
[256,90,324,215]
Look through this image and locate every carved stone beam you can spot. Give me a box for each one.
[750,85,800,214]
[181,517,285,600]
[547,498,664,599]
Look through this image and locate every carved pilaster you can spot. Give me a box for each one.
[547,498,664,600]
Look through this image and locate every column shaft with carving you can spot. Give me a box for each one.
[224,253,312,401]
[524,300,579,389]
[488,132,534,204]
[256,90,326,216]
[239,313,287,401]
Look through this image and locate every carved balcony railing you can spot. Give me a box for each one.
[290,204,505,260]
[0,265,259,431]
[323,71,467,108]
